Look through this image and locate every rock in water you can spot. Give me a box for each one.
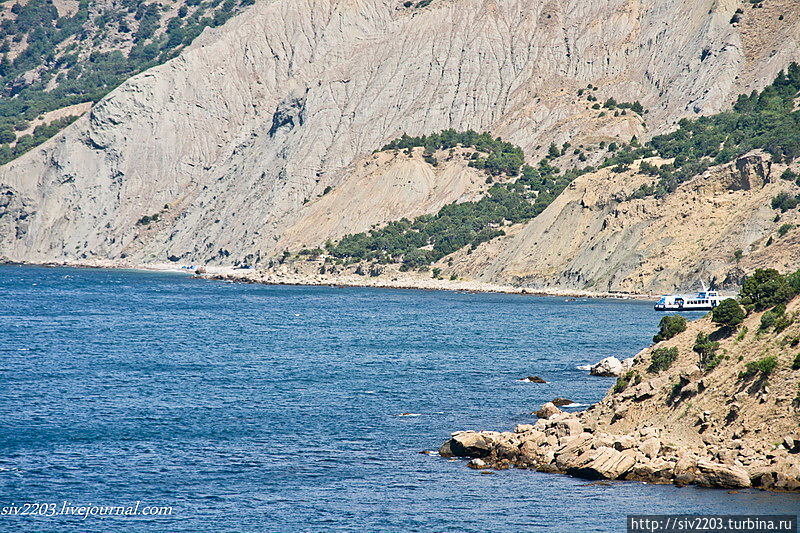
[551,397,574,407]
[589,357,624,377]
[524,375,548,383]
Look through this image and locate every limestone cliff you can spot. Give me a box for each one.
[1,0,800,294]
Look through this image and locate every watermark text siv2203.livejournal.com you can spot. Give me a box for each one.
[1,501,173,520]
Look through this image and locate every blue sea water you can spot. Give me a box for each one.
[0,265,797,532]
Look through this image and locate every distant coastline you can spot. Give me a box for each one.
[1,259,654,301]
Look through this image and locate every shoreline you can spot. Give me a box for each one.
[2,259,655,301]
[441,303,800,493]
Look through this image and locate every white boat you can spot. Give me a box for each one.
[654,282,722,311]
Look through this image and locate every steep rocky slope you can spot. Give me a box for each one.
[440,296,800,491]
[273,148,491,252]
[445,152,800,294]
[2,0,800,294]
[0,0,250,163]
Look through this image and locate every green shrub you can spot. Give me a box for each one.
[740,268,795,311]
[760,310,778,331]
[613,370,641,393]
[712,298,745,328]
[792,353,800,370]
[771,192,799,212]
[736,326,749,341]
[431,267,442,279]
[649,347,679,373]
[774,312,794,333]
[653,314,687,343]
[739,355,778,379]
[778,223,796,237]
[693,332,721,370]
[136,213,159,226]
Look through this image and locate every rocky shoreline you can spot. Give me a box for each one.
[439,401,797,491]
[193,266,652,300]
[440,302,800,492]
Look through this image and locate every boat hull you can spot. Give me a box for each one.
[654,304,714,311]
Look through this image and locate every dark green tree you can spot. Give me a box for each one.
[653,314,687,343]
[739,269,795,311]
[711,298,745,328]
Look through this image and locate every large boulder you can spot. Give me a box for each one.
[612,435,637,451]
[554,432,595,470]
[439,431,493,458]
[750,461,800,491]
[566,446,637,480]
[535,402,562,419]
[694,459,751,489]
[589,357,633,377]
[555,418,583,438]
[639,437,661,459]
[630,458,675,483]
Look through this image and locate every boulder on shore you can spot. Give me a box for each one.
[566,446,637,480]
[589,356,633,377]
[695,460,752,489]
[535,402,562,419]
[439,431,493,458]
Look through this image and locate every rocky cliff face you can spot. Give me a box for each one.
[445,152,800,294]
[2,0,800,291]
[440,297,800,491]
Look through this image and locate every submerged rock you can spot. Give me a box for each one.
[523,375,548,383]
[467,458,489,469]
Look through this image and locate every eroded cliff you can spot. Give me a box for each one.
[1,0,800,294]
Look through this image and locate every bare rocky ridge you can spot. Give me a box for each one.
[439,298,800,491]
[1,0,800,295]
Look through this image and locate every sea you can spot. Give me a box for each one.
[0,265,797,532]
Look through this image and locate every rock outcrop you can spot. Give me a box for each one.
[440,296,800,491]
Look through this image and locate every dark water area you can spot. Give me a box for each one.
[0,265,797,531]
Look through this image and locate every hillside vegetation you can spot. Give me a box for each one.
[327,132,589,268]
[0,0,251,165]
[322,64,800,271]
